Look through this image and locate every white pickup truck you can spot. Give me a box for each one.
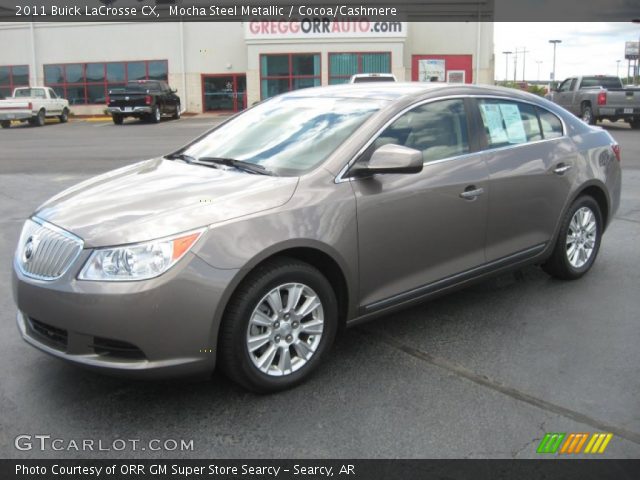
[0,87,70,128]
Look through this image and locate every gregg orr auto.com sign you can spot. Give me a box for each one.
[245,20,407,39]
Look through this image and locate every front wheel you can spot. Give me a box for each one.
[542,196,603,280]
[581,105,596,125]
[1,120,10,129]
[218,258,338,392]
[172,102,181,120]
[112,114,123,125]
[59,108,69,123]
[630,120,640,130]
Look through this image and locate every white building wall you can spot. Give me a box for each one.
[0,22,495,115]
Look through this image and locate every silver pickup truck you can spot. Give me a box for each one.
[547,75,640,129]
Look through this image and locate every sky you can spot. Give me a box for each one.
[494,23,640,82]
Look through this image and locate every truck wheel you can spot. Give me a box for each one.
[172,102,181,120]
[581,104,596,125]
[151,105,161,123]
[112,114,123,125]
[58,108,69,123]
[1,121,10,129]
[30,109,46,127]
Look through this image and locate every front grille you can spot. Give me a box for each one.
[92,337,146,360]
[16,218,83,280]
[27,318,68,351]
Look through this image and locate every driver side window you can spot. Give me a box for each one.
[369,99,470,163]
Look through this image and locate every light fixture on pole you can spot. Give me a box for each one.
[549,39,562,83]
[502,51,512,83]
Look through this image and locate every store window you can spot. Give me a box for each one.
[329,53,391,85]
[44,60,168,105]
[260,54,320,100]
[0,65,29,97]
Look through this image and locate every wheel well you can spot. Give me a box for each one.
[243,248,350,328]
[581,100,591,110]
[579,185,609,227]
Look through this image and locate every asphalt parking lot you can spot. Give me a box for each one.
[1,116,639,459]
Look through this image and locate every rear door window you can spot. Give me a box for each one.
[537,108,564,139]
[478,99,542,148]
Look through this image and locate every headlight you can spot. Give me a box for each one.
[78,230,204,281]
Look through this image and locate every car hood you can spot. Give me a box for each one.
[35,158,298,247]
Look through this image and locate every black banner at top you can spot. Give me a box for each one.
[0,0,638,22]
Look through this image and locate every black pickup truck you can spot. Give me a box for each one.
[107,80,181,125]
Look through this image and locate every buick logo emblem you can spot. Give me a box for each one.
[23,235,39,263]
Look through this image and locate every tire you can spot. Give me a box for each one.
[581,104,596,125]
[30,109,45,127]
[151,105,161,123]
[218,258,338,393]
[112,114,123,125]
[172,102,181,120]
[630,120,640,130]
[542,196,603,280]
[1,120,10,129]
[58,108,69,123]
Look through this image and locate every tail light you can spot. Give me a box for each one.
[144,95,152,105]
[597,91,607,106]
[27,102,32,110]
[612,144,621,162]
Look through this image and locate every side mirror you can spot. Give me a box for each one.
[350,144,423,177]
[171,89,178,94]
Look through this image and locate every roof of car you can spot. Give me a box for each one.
[281,82,524,102]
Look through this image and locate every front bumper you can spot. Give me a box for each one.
[12,251,237,379]
[107,106,152,116]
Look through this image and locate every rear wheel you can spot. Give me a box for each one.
[30,109,45,127]
[151,105,161,123]
[581,104,596,125]
[218,258,338,392]
[112,114,123,125]
[58,108,69,123]
[542,196,602,280]
[172,102,181,120]
[630,120,640,130]
[1,120,10,129]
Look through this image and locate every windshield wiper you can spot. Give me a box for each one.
[165,153,196,162]
[195,157,275,176]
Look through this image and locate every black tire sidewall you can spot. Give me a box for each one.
[221,260,338,392]
[36,110,45,126]
[556,196,603,278]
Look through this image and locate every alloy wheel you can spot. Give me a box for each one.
[566,206,597,268]
[246,282,324,377]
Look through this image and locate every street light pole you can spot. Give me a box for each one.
[536,61,542,81]
[616,60,621,78]
[502,51,512,83]
[549,39,562,84]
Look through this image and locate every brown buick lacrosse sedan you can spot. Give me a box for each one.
[13,83,621,391]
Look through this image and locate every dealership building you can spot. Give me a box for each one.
[0,21,494,115]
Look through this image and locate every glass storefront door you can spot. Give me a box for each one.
[202,74,246,112]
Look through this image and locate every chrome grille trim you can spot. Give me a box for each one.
[15,217,84,281]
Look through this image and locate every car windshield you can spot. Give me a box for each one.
[124,82,162,92]
[177,96,385,176]
[14,88,45,98]
[580,77,622,89]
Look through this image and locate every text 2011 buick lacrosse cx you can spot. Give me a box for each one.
[13,84,621,392]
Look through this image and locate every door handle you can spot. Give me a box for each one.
[554,163,572,175]
[459,186,485,200]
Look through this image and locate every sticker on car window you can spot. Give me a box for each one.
[479,103,508,145]
[499,103,527,144]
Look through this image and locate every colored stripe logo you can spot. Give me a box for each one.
[536,432,613,454]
